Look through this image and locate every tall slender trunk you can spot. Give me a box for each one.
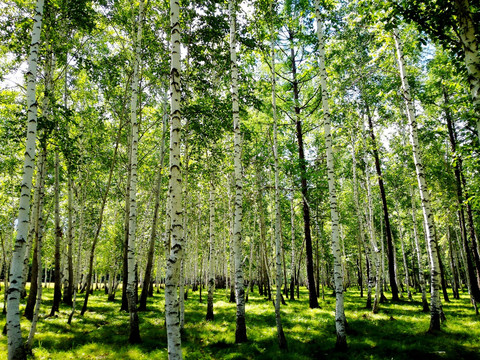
[394,28,442,332]
[164,0,184,355]
[315,3,346,349]
[125,0,144,344]
[288,26,318,309]
[230,0,247,343]
[271,20,287,349]
[7,5,45,353]
[365,105,399,301]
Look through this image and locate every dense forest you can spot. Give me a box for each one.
[1,0,480,359]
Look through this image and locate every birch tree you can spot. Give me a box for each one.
[6,0,45,358]
[393,27,442,332]
[230,0,247,343]
[315,0,347,349]
[125,0,145,344]
[165,0,184,355]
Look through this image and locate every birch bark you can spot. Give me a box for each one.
[315,1,347,349]
[230,0,247,343]
[7,0,45,358]
[126,0,145,344]
[394,27,442,331]
[165,0,184,355]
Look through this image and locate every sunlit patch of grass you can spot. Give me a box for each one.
[1,284,479,359]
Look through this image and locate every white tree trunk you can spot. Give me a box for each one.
[165,0,183,356]
[315,1,347,349]
[271,24,287,349]
[230,0,247,343]
[126,0,145,344]
[394,28,442,331]
[7,0,45,358]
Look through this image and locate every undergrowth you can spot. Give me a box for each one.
[1,285,479,359]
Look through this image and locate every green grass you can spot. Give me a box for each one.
[1,285,479,359]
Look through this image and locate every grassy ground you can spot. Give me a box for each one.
[1,285,479,359]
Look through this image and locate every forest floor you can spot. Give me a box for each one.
[1,284,479,359]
